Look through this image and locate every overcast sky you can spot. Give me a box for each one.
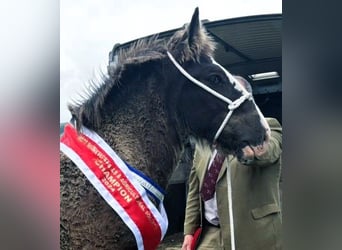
[60,0,282,122]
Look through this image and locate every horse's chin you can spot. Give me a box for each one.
[236,146,255,164]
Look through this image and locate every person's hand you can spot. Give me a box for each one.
[181,234,193,250]
[243,140,269,157]
[240,139,270,164]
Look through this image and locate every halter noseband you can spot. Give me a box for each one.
[166,51,252,142]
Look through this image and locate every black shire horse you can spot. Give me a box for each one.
[60,8,269,250]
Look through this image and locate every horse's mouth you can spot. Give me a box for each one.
[216,140,267,164]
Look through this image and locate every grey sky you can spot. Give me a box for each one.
[60,0,282,122]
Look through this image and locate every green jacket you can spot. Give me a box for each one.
[184,118,282,250]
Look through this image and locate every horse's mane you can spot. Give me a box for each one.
[67,21,216,131]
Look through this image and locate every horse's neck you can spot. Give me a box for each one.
[96,89,185,190]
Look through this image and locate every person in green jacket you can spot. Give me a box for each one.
[182,73,282,250]
[181,115,282,250]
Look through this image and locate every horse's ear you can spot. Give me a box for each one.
[167,7,215,62]
[188,7,200,48]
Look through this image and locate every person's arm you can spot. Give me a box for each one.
[182,147,202,250]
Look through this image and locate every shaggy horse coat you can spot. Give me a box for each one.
[60,8,268,250]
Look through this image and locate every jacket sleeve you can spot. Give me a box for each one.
[251,117,282,166]
[183,147,202,235]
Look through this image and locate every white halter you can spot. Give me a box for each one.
[167,51,253,250]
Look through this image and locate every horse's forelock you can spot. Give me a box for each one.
[166,22,216,64]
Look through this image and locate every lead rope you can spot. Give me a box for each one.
[227,161,235,250]
[166,51,248,250]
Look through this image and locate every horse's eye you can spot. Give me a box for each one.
[208,74,223,85]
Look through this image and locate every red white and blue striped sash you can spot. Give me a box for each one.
[60,124,168,250]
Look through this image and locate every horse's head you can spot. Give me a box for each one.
[68,7,270,163]
[167,8,270,161]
